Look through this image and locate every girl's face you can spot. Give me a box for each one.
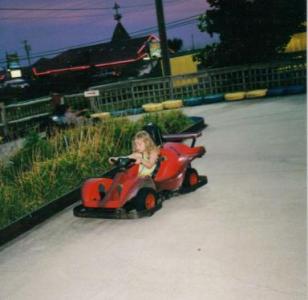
[134,138,146,153]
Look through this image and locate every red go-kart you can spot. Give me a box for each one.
[73,124,207,219]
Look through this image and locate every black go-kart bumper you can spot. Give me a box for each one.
[73,203,162,219]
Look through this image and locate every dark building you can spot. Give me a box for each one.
[32,7,160,91]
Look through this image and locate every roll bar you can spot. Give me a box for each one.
[162,132,202,147]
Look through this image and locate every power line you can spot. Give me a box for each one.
[0,7,111,11]
[0,3,157,12]
[0,12,111,21]
[0,14,200,64]
[0,0,185,17]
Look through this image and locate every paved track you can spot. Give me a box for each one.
[0,94,306,300]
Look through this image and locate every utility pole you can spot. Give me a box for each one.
[155,0,171,76]
[22,40,31,66]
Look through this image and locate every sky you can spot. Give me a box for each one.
[0,0,217,67]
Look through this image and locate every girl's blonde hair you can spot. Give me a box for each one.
[132,131,158,155]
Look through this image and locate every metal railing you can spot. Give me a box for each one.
[0,59,306,137]
[66,59,306,113]
[0,96,52,137]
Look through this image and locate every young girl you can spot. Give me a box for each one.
[109,130,159,177]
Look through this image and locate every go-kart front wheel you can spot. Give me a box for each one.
[183,168,199,188]
[180,168,208,193]
[133,188,158,212]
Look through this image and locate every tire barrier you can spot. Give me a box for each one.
[183,96,203,106]
[110,110,128,117]
[224,91,246,101]
[202,93,225,104]
[92,84,304,119]
[142,103,164,112]
[162,100,183,109]
[245,89,268,99]
[267,87,286,97]
[126,107,144,115]
[90,112,110,120]
[284,84,306,95]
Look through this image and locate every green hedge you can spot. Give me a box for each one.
[0,110,193,229]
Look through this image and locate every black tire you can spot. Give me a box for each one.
[132,188,158,212]
[183,168,199,188]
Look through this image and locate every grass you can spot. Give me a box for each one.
[0,110,193,229]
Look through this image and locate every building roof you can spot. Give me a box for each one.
[111,22,131,42]
[32,22,158,76]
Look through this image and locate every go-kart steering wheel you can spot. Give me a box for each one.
[111,157,136,170]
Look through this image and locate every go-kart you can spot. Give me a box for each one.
[73,124,208,219]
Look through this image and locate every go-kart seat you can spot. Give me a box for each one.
[142,122,166,179]
[142,123,164,146]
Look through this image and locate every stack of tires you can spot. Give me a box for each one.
[224,89,269,101]
[162,100,183,109]
[245,89,268,99]
[142,103,164,112]
[183,96,203,106]
[267,85,306,97]
[126,107,144,115]
[110,110,128,117]
[224,91,246,101]
[203,93,225,104]
[90,112,110,120]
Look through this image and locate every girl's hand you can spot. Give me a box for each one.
[129,152,142,162]
[135,157,142,164]
[108,157,117,164]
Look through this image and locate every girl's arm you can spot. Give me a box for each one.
[128,152,142,161]
[140,150,158,169]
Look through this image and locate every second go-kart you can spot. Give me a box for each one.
[73,124,208,219]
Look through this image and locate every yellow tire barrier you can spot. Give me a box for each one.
[162,99,183,109]
[90,112,110,120]
[245,89,268,99]
[224,92,246,101]
[142,103,164,112]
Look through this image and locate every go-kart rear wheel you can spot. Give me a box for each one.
[133,188,158,212]
[183,168,199,188]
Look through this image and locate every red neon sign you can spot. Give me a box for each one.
[32,65,90,76]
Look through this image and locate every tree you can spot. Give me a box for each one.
[167,38,183,53]
[197,0,306,67]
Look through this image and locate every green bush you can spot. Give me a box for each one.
[0,110,193,228]
[140,110,193,134]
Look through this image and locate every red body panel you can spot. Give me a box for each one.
[82,178,113,208]
[102,171,138,208]
[164,142,206,158]
[155,147,183,182]
[154,143,205,191]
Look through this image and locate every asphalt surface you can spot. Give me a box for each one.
[0,94,306,300]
